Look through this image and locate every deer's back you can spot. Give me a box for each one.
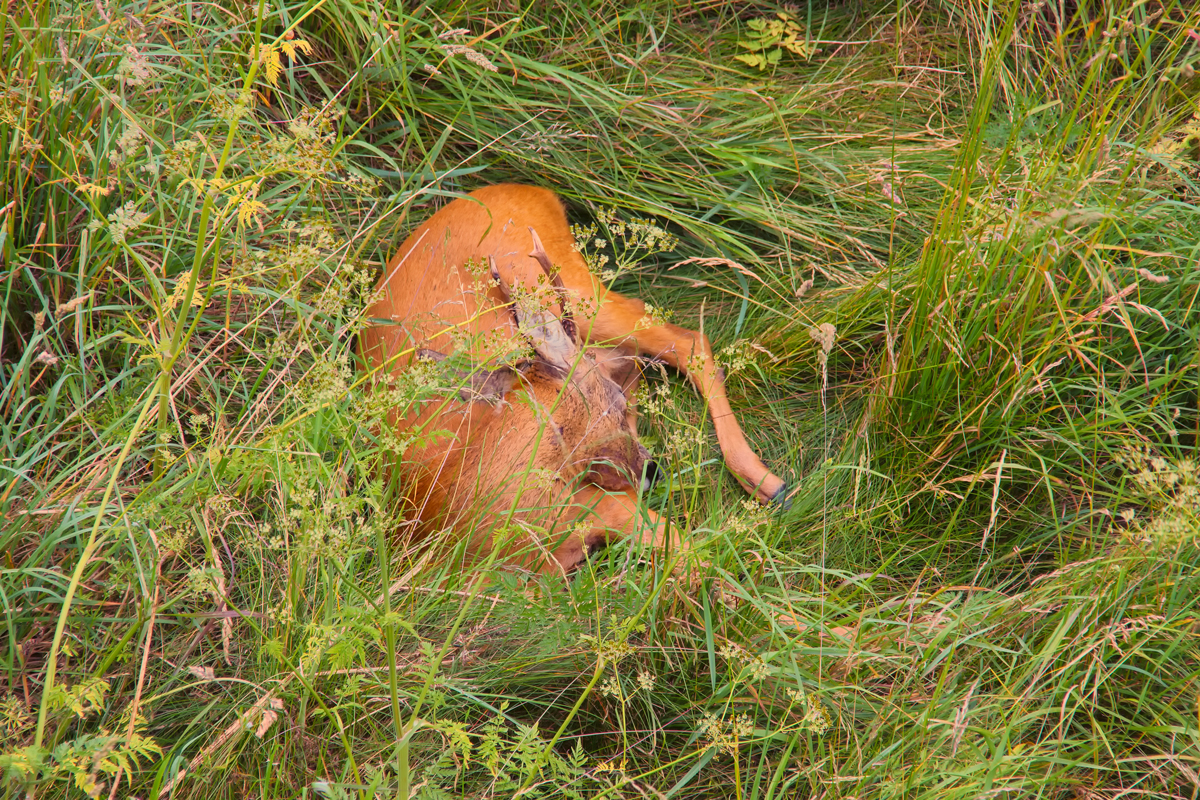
[362,184,592,371]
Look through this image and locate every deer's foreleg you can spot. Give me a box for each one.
[583,294,787,505]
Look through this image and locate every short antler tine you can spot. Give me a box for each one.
[488,255,520,325]
[527,228,556,278]
[527,227,577,340]
[487,255,505,292]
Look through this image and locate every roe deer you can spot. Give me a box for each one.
[359,184,786,574]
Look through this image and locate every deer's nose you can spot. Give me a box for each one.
[640,459,660,493]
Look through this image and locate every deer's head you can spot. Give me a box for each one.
[422,230,655,495]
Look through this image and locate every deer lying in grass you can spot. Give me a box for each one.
[359,184,786,574]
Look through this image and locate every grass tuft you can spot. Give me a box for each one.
[2,1,1198,798]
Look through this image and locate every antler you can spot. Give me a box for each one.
[488,253,577,370]
[487,255,518,326]
[527,227,577,342]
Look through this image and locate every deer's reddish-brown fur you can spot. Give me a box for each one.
[359,184,785,574]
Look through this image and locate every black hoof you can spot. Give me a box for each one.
[769,484,791,511]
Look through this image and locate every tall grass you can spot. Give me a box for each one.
[2,0,1198,798]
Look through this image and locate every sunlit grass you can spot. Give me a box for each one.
[2,0,1198,798]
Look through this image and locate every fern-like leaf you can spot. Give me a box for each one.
[280,39,313,62]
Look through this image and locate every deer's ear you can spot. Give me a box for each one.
[418,348,517,404]
[590,347,642,398]
[463,367,517,403]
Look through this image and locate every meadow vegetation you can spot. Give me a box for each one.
[2,0,1199,797]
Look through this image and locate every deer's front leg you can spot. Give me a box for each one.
[584,294,787,505]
